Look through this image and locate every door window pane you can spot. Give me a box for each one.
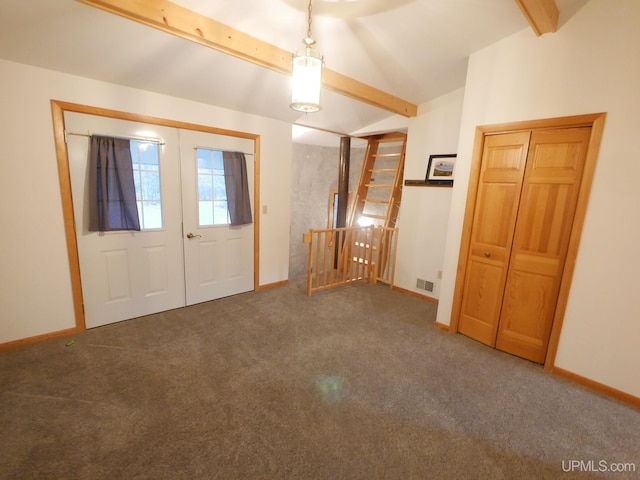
[197,148,230,226]
[131,141,163,229]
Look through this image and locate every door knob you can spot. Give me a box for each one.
[186,232,201,239]
[484,252,491,258]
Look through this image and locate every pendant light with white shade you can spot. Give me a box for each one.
[290,0,324,112]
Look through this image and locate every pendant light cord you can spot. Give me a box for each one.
[306,0,314,41]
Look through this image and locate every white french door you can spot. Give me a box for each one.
[179,129,255,305]
[66,113,185,328]
[65,113,255,328]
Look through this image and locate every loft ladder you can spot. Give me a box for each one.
[350,132,407,229]
[306,132,405,292]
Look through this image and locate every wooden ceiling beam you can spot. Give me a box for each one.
[515,0,559,36]
[77,0,418,117]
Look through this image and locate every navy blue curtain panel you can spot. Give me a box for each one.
[88,136,141,232]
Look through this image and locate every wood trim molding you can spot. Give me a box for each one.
[256,280,289,291]
[254,135,261,293]
[50,99,262,333]
[51,101,86,331]
[0,327,80,352]
[480,112,604,135]
[77,0,417,118]
[515,0,559,36]
[552,367,640,409]
[448,127,486,334]
[544,113,606,370]
[391,285,439,304]
[433,321,449,332]
[52,100,259,139]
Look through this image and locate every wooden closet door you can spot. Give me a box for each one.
[495,127,591,363]
[457,131,531,345]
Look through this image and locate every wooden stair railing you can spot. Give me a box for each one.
[303,226,398,296]
[372,226,399,286]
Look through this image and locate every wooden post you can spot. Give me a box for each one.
[337,136,350,229]
[306,230,314,296]
[334,137,351,270]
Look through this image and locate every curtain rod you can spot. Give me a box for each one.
[193,146,254,156]
[65,131,254,155]
[65,130,166,145]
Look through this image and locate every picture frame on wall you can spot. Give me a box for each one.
[425,154,456,185]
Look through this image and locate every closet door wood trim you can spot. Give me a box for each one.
[544,114,606,371]
[449,112,606,370]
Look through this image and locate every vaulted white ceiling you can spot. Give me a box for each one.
[0,0,588,145]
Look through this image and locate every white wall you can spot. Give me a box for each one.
[437,0,640,398]
[395,89,464,298]
[0,59,292,344]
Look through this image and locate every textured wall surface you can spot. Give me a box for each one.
[289,143,365,279]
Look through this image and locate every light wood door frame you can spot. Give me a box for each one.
[449,112,606,371]
[51,100,261,332]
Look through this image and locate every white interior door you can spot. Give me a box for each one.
[66,113,185,328]
[179,129,255,305]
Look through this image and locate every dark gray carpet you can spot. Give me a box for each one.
[1,280,638,479]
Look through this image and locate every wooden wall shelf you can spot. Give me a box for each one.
[404,179,453,187]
